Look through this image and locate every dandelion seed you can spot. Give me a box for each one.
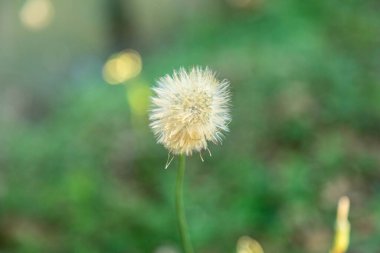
[149,67,231,156]
[165,153,175,169]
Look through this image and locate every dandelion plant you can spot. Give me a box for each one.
[149,67,231,253]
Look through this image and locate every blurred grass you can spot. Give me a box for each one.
[1,0,380,252]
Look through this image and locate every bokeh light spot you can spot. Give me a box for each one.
[103,50,142,85]
[19,0,54,30]
[127,82,151,117]
[237,236,264,253]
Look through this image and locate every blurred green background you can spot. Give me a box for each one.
[1,0,380,252]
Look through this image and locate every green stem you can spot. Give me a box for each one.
[176,155,194,253]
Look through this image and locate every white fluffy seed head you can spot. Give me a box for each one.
[149,67,231,155]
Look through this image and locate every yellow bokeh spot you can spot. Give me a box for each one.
[127,83,151,117]
[103,50,142,85]
[20,0,54,30]
[237,236,264,253]
[330,196,350,253]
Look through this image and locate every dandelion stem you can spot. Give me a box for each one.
[176,155,194,253]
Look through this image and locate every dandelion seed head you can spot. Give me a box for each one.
[149,67,231,155]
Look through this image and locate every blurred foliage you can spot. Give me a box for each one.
[0,0,380,252]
